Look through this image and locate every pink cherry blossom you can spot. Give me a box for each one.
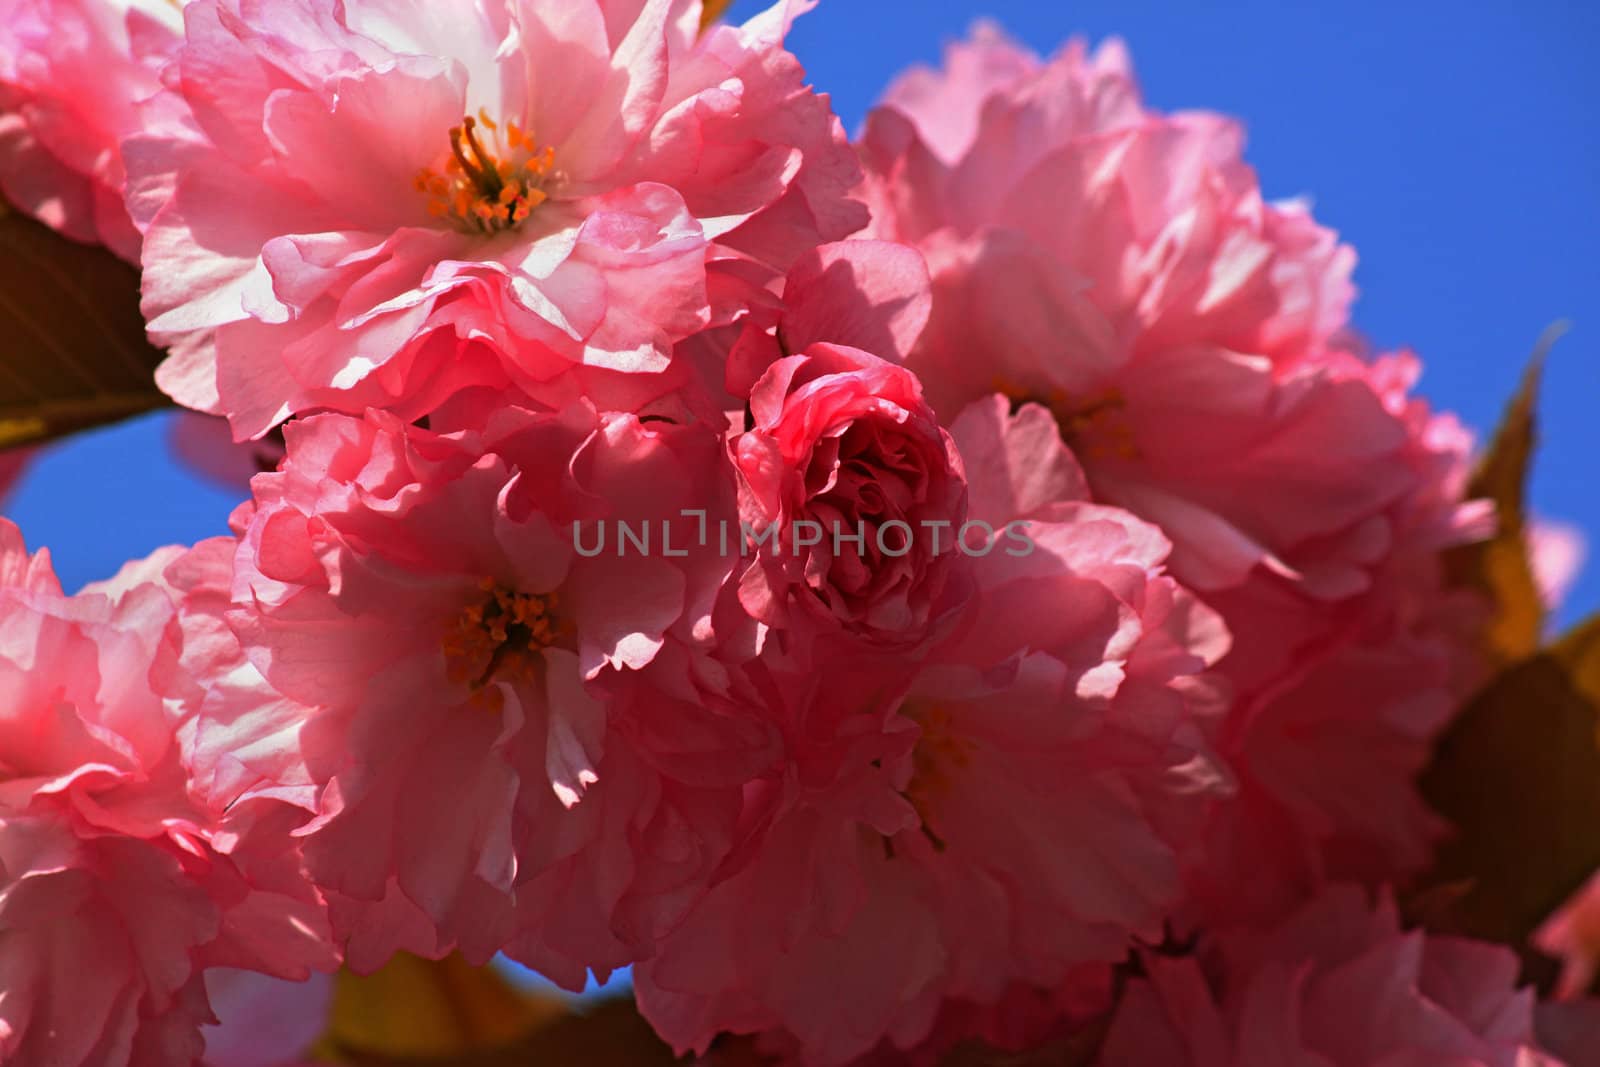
[848,975,1114,1067]
[635,395,1231,1066]
[1537,869,1600,1001]
[127,0,867,439]
[0,521,333,1067]
[0,812,221,1067]
[200,969,332,1067]
[730,342,969,655]
[860,24,1490,611]
[169,413,287,492]
[859,23,1491,930]
[0,0,181,259]
[859,25,1441,601]
[1177,352,1493,928]
[1102,885,1570,1067]
[715,238,934,401]
[0,6,1566,1062]
[211,402,777,985]
[1529,518,1586,615]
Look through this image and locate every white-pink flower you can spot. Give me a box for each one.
[0,0,181,259]
[858,22,1492,932]
[0,522,333,1067]
[635,395,1231,1065]
[859,24,1399,600]
[209,402,777,985]
[127,0,866,438]
[1103,885,1571,1067]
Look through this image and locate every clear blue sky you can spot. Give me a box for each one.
[7,0,1597,626]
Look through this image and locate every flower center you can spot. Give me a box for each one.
[903,705,974,852]
[997,377,1138,460]
[442,578,566,709]
[414,111,556,234]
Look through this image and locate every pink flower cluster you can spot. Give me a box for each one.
[1102,886,1568,1067]
[1,4,1592,1065]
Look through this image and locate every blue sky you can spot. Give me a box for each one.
[7,0,1597,625]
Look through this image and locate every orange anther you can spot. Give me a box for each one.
[422,114,555,233]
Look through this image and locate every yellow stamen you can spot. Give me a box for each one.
[901,706,976,852]
[418,113,557,234]
[441,581,568,709]
[994,375,1139,461]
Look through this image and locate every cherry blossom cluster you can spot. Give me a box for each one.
[0,2,1590,1065]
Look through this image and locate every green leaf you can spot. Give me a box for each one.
[314,953,565,1063]
[324,996,683,1067]
[1419,613,1600,952]
[1442,324,1568,670]
[306,956,1120,1066]
[0,199,170,450]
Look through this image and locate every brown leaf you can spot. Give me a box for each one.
[1557,613,1600,710]
[311,974,1120,1067]
[324,995,681,1067]
[700,0,735,30]
[1442,324,1569,669]
[315,953,567,1063]
[0,198,170,450]
[1419,614,1600,952]
[498,998,680,1066]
